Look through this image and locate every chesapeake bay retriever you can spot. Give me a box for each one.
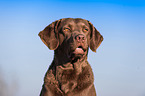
[38,18,103,96]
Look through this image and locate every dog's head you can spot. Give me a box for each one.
[39,18,103,61]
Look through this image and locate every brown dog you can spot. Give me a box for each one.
[39,18,103,96]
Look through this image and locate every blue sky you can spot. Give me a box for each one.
[0,0,145,96]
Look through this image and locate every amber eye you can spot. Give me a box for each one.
[64,28,70,31]
[83,28,88,32]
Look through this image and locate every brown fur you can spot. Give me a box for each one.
[39,18,103,96]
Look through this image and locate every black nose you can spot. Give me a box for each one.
[75,34,86,42]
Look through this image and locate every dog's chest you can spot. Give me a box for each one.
[54,61,90,94]
[44,61,94,95]
[56,63,78,93]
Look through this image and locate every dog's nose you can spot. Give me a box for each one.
[75,34,86,42]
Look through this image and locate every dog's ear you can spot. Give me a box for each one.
[88,21,103,52]
[38,20,61,50]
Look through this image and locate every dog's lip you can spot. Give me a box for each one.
[73,48,84,54]
[73,45,86,54]
[77,46,86,51]
[68,47,85,59]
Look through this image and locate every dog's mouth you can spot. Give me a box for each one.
[73,46,85,55]
[68,46,86,60]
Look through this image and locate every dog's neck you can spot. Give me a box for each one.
[52,50,89,94]
[46,49,91,94]
[52,48,88,75]
[54,48,88,65]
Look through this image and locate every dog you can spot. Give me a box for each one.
[38,18,103,96]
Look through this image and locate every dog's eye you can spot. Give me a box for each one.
[83,28,88,32]
[64,28,70,32]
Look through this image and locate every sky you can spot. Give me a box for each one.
[0,0,145,96]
